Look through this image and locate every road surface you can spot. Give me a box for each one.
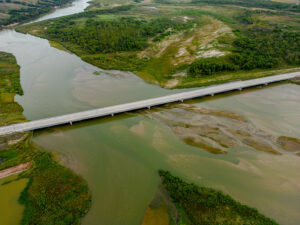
[0,72,299,136]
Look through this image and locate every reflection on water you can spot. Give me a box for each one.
[34,84,300,225]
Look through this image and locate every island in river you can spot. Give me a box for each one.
[0,51,91,225]
[142,170,279,225]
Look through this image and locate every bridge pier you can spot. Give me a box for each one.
[0,72,297,136]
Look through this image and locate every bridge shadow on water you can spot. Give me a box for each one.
[33,80,289,137]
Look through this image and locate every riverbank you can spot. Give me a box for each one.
[290,76,300,84]
[16,1,300,88]
[0,162,31,179]
[1,0,299,224]
[0,51,91,224]
[0,0,74,30]
[0,72,298,136]
[141,170,279,225]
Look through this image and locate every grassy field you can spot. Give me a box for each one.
[0,51,91,225]
[16,0,300,89]
[144,170,280,225]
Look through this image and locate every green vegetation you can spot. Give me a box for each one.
[191,0,300,12]
[16,0,300,88]
[19,150,91,225]
[158,170,279,225]
[0,52,22,95]
[45,17,193,53]
[156,0,300,12]
[231,11,300,67]
[187,10,300,77]
[188,56,237,76]
[0,52,91,224]
[0,51,24,126]
[0,0,73,28]
[187,27,300,77]
[231,30,299,69]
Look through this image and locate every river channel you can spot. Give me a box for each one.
[0,1,299,225]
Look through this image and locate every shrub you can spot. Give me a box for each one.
[188,57,237,77]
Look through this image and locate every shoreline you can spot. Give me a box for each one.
[0,71,298,136]
[0,0,76,31]
[0,162,31,180]
[0,50,91,224]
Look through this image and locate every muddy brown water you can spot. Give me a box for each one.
[0,1,300,224]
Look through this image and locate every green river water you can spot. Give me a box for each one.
[0,1,299,224]
[0,175,28,225]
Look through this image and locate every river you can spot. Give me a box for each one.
[0,1,300,225]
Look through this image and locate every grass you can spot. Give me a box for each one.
[179,8,237,25]
[49,40,70,53]
[82,52,149,71]
[16,1,300,89]
[0,51,91,224]
[0,52,24,126]
[87,0,134,10]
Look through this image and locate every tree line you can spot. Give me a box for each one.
[155,0,300,12]
[45,17,194,53]
[0,0,73,27]
[188,11,300,77]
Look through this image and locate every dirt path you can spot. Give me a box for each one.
[0,162,31,179]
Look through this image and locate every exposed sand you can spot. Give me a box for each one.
[130,121,147,136]
[143,104,300,156]
[0,162,31,179]
[277,136,300,156]
[163,79,179,88]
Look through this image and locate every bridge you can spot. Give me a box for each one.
[0,72,299,136]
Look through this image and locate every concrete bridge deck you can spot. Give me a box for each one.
[0,72,299,136]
